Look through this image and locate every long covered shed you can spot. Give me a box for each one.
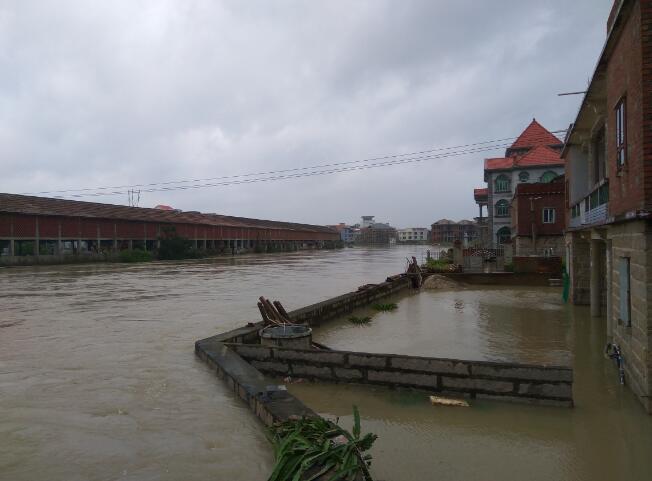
[0,193,339,261]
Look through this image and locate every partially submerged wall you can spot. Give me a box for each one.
[289,275,411,326]
[440,272,556,286]
[228,344,573,407]
[195,335,317,426]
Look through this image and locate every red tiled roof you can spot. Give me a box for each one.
[0,193,336,233]
[484,146,563,171]
[515,145,564,167]
[484,157,514,170]
[510,119,561,149]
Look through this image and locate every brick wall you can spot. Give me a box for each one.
[512,185,565,237]
[641,1,652,210]
[607,1,646,216]
[228,344,573,407]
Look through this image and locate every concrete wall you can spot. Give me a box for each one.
[228,344,573,407]
[512,256,563,275]
[566,232,591,305]
[288,275,411,326]
[608,219,652,412]
[440,272,555,286]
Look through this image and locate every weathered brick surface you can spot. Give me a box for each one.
[390,356,469,375]
[333,367,364,380]
[367,370,439,388]
[517,382,572,399]
[273,349,346,364]
[251,360,289,374]
[441,376,514,393]
[232,344,271,360]
[291,364,333,379]
[348,354,388,368]
[472,364,572,382]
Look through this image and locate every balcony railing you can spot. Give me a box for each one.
[569,181,609,228]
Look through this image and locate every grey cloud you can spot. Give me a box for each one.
[0,0,613,226]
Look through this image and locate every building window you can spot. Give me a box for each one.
[539,171,557,183]
[496,226,511,245]
[495,174,510,193]
[518,171,530,182]
[495,199,509,217]
[616,98,626,168]
[619,257,631,326]
[542,208,556,224]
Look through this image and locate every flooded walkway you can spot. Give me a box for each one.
[1,246,651,481]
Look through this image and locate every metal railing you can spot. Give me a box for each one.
[569,181,609,228]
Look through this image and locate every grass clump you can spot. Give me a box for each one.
[348,316,372,325]
[119,249,153,263]
[372,302,398,312]
[268,406,376,481]
[426,258,455,272]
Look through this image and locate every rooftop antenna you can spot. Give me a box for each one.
[557,91,587,96]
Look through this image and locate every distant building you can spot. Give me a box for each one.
[430,219,479,245]
[510,177,565,256]
[397,228,429,243]
[360,216,375,228]
[481,119,565,247]
[357,222,396,245]
[327,223,355,243]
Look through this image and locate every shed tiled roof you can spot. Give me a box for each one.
[0,193,335,233]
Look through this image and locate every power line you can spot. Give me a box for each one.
[56,142,514,198]
[22,129,567,197]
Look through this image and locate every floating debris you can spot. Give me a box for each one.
[429,395,470,407]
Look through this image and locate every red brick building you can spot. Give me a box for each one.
[510,177,565,255]
[0,193,339,263]
[563,0,652,412]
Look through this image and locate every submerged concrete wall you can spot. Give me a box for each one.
[289,275,411,326]
[195,335,317,426]
[228,344,573,407]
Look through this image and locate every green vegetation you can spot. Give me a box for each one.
[158,236,198,260]
[425,257,453,271]
[372,302,397,312]
[119,249,153,263]
[348,316,372,325]
[267,406,376,481]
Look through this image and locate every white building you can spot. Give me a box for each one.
[397,227,429,242]
[481,120,565,247]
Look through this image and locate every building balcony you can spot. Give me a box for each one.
[569,181,609,229]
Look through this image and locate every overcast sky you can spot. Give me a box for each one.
[0,1,613,227]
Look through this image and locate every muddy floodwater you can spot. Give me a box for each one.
[1,245,651,481]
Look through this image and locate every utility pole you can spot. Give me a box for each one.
[128,189,141,207]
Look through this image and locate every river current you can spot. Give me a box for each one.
[1,245,651,481]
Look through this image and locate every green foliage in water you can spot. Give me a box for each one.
[425,258,453,271]
[348,316,372,325]
[157,236,198,260]
[267,406,376,481]
[119,249,153,263]
[372,302,397,312]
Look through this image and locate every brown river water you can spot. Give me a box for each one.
[1,245,651,481]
